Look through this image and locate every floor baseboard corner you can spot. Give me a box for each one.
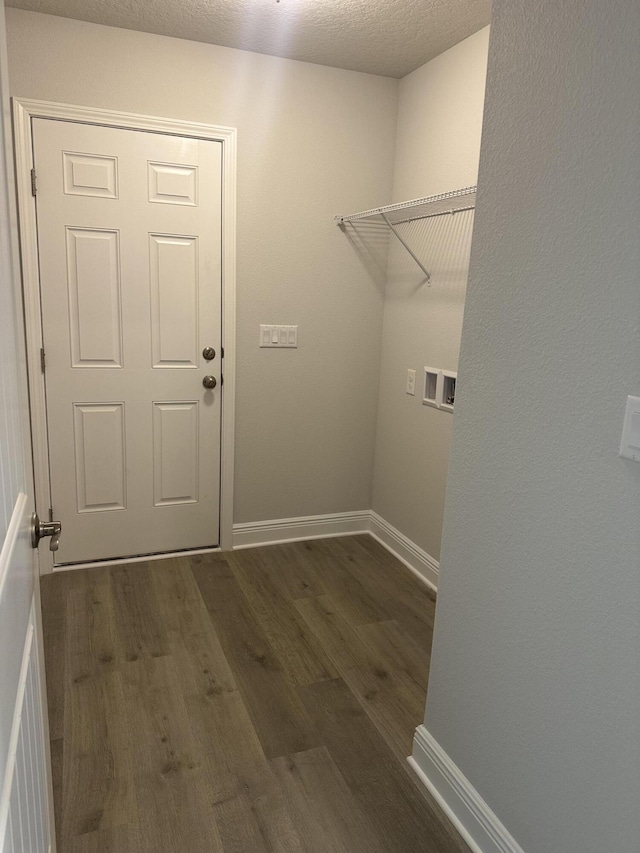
[409,726,525,853]
[369,511,439,593]
[233,509,439,593]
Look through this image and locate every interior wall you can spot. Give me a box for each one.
[424,1,640,850]
[5,8,398,525]
[372,28,489,561]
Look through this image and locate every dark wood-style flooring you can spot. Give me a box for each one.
[41,534,469,853]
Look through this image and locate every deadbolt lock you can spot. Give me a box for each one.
[203,347,216,361]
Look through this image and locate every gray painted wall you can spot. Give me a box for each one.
[6,9,398,525]
[372,29,489,561]
[425,1,640,850]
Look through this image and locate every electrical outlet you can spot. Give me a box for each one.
[406,369,416,396]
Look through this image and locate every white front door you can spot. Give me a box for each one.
[32,119,223,565]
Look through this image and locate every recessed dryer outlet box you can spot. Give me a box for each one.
[440,370,457,412]
[423,367,442,408]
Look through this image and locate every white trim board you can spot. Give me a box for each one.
[233,511,371,549]
[0,494,27,596]
[232,510,439,593]
[12,98,237,570]
[409,726,526,853]
[369,511,438,592]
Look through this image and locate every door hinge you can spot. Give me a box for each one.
[40,346,46,374]
[48,506,54,523]
[221,346,224,358]
[31,168,37,197]
[221,374,224,386]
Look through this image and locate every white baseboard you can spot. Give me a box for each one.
[232,511,371,549]
[232,510,439,593]
[409,726,525,853]
[369,511,439,593]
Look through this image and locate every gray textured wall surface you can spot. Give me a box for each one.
[425,2,640,850]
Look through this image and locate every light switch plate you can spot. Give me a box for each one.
[260,325,298,348]
[619,395,640,461]
[406,369,416,396]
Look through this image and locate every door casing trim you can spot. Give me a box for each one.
[12,98,237,571]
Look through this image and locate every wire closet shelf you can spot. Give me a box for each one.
[335,185,477,281]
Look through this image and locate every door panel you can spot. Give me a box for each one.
[63,151,118,198]
[148,161,198,205]
[153,401,199,505]
[66,227,123,367]
[73,403,127,513]
[33,119,222,564]
[149,234,199,367]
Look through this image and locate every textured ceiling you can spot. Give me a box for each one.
[6,0,492,78]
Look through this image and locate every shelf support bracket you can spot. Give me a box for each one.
[381,213,431,282]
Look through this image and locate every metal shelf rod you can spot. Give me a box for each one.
[393,203,475,226]
[382,213,431,281]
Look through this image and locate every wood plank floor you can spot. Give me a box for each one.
[40,535,469,853]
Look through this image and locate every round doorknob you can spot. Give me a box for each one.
[203,346,216,361]
[202,375,217,389]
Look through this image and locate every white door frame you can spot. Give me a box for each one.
[12,98,237,572]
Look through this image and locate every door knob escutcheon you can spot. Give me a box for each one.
[31,512,62,552]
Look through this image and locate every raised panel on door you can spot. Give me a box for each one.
[33,118,222,563]
[149,234,199,368]
[63,151,119,199]
[73,403,126,513]
[148,161,198,206]
[152,401,199,505]
[66,227,123,368]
